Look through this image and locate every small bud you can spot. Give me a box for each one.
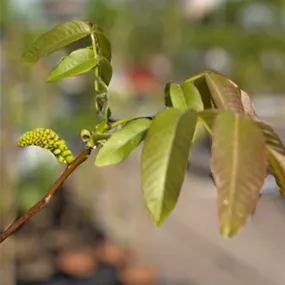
[80,129,91,143]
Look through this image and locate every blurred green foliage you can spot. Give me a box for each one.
[88,0,285,93]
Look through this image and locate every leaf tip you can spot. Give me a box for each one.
[220,223,240,239]
[94,156,112,167]
[220,228,235,239]
[46,73,57,82]
[146,207,165,227]
[150,212,167,227]
[94,159,103,167]
[154,218,164,227]
[21,56,33,65]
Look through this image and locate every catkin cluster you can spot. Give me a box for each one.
[18,128,74,164]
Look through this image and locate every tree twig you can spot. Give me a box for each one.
[0,147,91,244]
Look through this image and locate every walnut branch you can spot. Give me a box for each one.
[0,147,91,244]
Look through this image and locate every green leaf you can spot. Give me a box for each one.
[191,121,207,143]
[96,33,112,62]
[180,80,204,142]
[211,111,267,238]
[164,82,184,109]
[95,118,151,166]
[46,48,100,81]
[205,72,245,115]
[180,80,204,111]
[98,57,113,86]
[165,81,204,142]
[141,108,197,226]
[91,25,112,62]
[164,80,203,111]
[23,20,91,63]
[259,122,285,197]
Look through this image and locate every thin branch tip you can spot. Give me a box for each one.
[0,148,91,244]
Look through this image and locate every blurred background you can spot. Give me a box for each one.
[1,0,285,284]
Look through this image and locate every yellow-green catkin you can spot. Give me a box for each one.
[18,128,74,164]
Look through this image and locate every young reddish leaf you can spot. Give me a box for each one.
[241,90,256,119]
[23,21,92,63]
[141,108,197,226]
[259,122,285,197]
[205,72,245,115]
[211,111,267,238]
[46,48,100,81]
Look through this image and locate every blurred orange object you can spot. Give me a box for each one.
[119,265,158,285]
[57,249,97,277]
[95,241,133,268]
